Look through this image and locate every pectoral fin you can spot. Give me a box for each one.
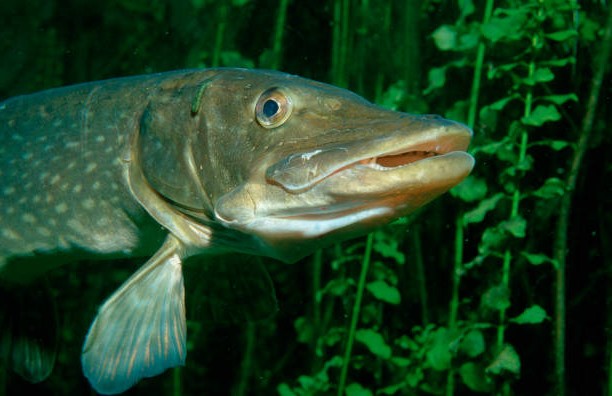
[81,236,186,395]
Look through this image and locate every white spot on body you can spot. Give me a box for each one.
[2,228,21,241]
[85,163,97,174]
[82,198,95,210]
[55,203,68,214]
[22,213,36,224]
[37,227,52,237]
[3,186,15,196]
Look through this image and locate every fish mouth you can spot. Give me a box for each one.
[266,122,474,195]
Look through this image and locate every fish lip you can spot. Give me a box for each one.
[266,122,473,193]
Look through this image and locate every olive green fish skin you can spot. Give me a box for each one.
[0,71,195,282]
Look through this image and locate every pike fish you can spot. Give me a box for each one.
[0,68,474,394]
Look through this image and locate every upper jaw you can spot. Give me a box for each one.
[266,121,473,193]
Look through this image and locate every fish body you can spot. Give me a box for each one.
[0,68,474,394]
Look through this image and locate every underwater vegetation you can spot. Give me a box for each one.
[0,0,610,395]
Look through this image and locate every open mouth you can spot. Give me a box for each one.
[358,150,438,168]
[266,124,473,193]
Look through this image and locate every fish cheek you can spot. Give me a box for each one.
[138,99,204,209]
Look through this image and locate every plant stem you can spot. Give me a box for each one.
[311,249,323,370]
[467,0,494,128]
[331,0,350,87]
[211,4,228,67]
[235,322,256,396]
[446,2,493,394]
[446,216,464,396]
[337,233,373,396]
[172,367,182,396]
[554,4,612,396]
[270,0,289,70]
[412,226,429,325]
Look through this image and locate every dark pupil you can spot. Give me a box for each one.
[263,99,280,118]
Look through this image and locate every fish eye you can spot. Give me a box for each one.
[255,88,292,128]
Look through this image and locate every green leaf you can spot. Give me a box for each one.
[459,362,493,392]
[580,15,600,42]
[522,105,561,126]
[426,327,452,371]
[511,305,548,324]
[373,231,405,264]
[379,382,408,395]
[473,138,509,155]
[367,280,401,305]
[458,0,475,19]
[464,193,504,224]
[277,383,296,396]
[318,278,350,300]
[546,30,577,41]
[424,66,447,94]
[345,383,373,396]
[522,252,558,268]
[486,95,518,111]
[551,140,571,150]
[530,139,572,151]
[294,317,313,343]
[451,175,488,202]
[524,67,555,85]
[540,93,578,105]
[541,57,575,67]
[219,50,254,68]
[479,226,507,254]
[356,329,392,359]
[432,25,457,51]
[501,216,526,238]
[481,11,527,42]
[481,285,510,311]
[460,330,486,358]
[486,344,521,376]
[390,356,411,367]
[532,177,565,199]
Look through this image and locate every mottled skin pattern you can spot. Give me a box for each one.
[0,68,473,394]
[0,71,202,281]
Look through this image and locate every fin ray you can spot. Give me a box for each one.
[81,236,186,395]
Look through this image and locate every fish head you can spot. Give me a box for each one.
[143,69,474,262]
